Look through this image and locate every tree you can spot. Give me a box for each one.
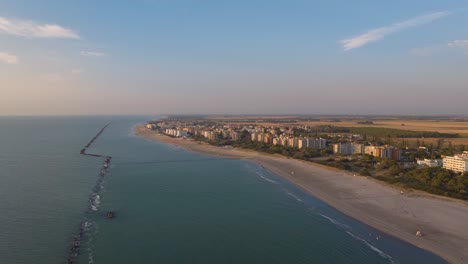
[386,165,402,177]
[436,139,444,150]
[359,168,371,176]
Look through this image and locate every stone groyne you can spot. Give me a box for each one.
[67,123,112,264]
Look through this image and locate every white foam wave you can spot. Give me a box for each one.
[242,163,278,184]
[319,214,351,230]
[89,193,101,212]
[93,194,100,205]
[346,231,394,263]
[88,252,95,264]
[286,191,303,202]
[255,171,277,184]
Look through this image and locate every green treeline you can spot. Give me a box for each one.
[305,126,458,138]
[348,127,458,138]
[293,125,460,138]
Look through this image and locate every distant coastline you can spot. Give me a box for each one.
[135,124,468,264]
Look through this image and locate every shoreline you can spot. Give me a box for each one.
[135,125,468,264]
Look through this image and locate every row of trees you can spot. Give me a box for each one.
[291,125,458,138]
[348,127,458,138]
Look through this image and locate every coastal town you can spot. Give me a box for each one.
[145,117,468,174]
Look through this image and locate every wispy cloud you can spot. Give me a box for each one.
[448,40,468,47]
[80,51,106,57]
[340,11,450,51]
[0,52,18,64]
[0,16,79,39]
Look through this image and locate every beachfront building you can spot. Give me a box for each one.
[308,138,327,149]
[365,145,379,156]
[251,132,258,142]
[332,142,364,155]
[203,131,218,140]
[264,134,273,144]
[272,137,279,145]
[176,130,189,137]
[297,138,307,149]
[417,159,443,168]
[222,130,231,139]
[352,143,365,154]
[443,152,468,173]
[364,145,402,161]
[258,133,265,143]
[231,131,240,141]
[145,123,156,129]
[279,136,288,146]
[164,128,189,137]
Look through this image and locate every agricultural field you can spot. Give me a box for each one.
[302,119,468,146]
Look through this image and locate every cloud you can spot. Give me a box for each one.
[448,40,468,47]
[80,51,106,57]
[0,16,79,39]
[0,52,18,64]
[340,11,450,51]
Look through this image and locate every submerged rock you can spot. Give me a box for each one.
[106,211,115,219]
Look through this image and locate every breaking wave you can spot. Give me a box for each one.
[285,190,303,202]
[319,214,351,230]
[346,231,395,263]
[243,162,278,184]
[256,172,277,184]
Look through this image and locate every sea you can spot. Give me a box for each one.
[0,116,446,264]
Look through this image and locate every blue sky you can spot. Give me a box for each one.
[1,0,467,115]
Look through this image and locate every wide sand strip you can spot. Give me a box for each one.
[135,125,468,264]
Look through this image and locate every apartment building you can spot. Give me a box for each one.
[443,153,468,173]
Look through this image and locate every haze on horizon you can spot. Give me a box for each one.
[1,0,467,116]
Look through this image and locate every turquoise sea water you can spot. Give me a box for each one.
[0,117,446,264]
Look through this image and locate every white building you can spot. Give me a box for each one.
[165,128,188,138]
[443,152,468,173]
[417,159,443,168]
[176,130,189,137]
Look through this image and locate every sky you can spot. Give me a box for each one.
[0,0,467,116]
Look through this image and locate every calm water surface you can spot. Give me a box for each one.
[0,117,446,264]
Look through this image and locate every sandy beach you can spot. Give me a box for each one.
[135,125,468,264]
